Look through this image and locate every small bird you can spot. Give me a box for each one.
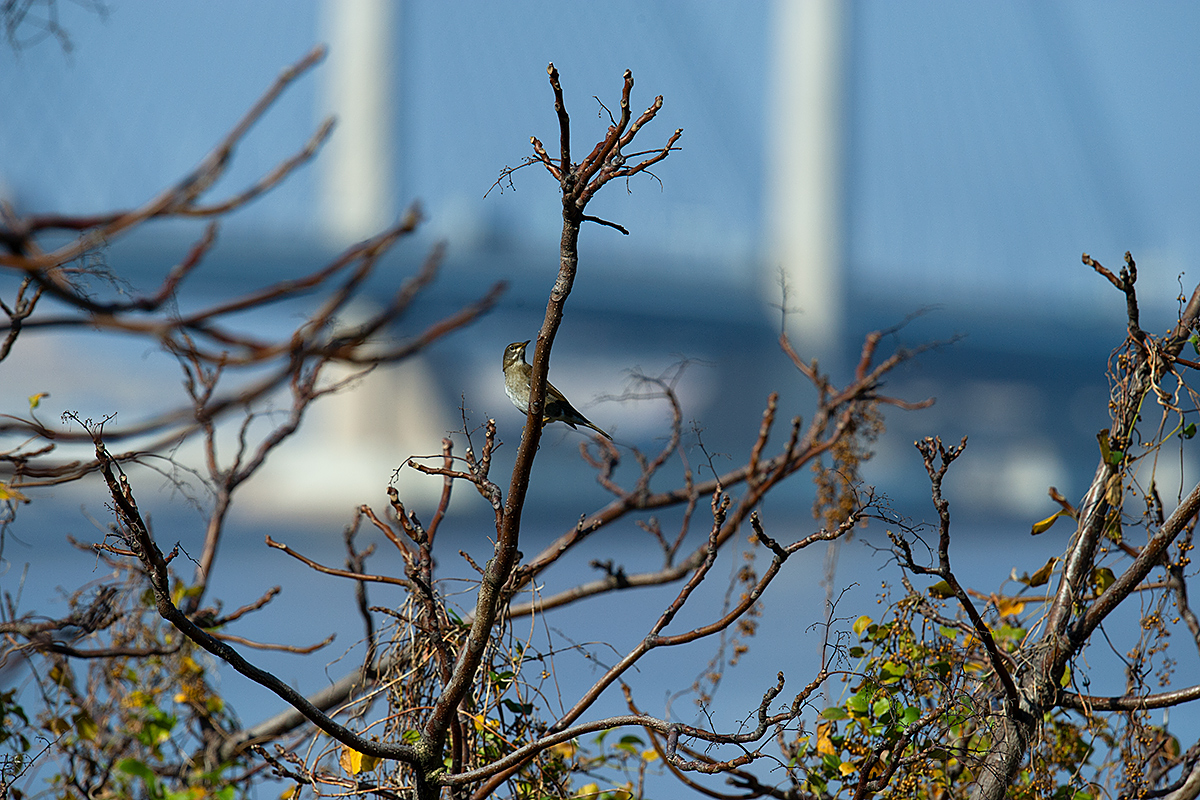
[502,340,612,440]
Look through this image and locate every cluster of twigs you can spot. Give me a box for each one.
[13,37,1198,800]
[0,45,503,797]
[245,66,924,800]
[0,59,935,800]
[877,253,1200,800]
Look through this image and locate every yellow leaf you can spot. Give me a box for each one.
[1031,511,1062,535]
[469,714,500,733]
[816,721,837,756]
[339,745,377,775]
[1090,567,1116,596]
[28,392,49,410]
[839,761,857,776]
[280,787,298,800]
[641,748,659,762]
[995,596,1027,618]
[0,482,30,503]
[928,580,955,598]
[576,784,601,798]
[48,664,73,689]
[852,615,873,636]
[1024,557,1058,587]
[549,739,578,759]
[1059,664,1072,688]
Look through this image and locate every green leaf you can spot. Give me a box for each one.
[72,711,98,742]
[995,625,1026,640]
[116,758,156,781]
[821,707,849,721]
[852,615,873,636]
[848,646,865,658]
[502,699,533,715]
[1185,422,1198,439]
[134,708,176,748]
[489,670,514,689]
[867,621,891,641]
[928,580,955,598]
[871,698,893,720]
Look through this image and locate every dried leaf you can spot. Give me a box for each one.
[1048,486,1078,518]
[1024,557,1058,587]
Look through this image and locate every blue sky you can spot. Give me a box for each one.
[4,1,1200,311]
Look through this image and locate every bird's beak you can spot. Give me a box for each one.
[521,339,531,347]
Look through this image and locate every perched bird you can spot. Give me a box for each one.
[502,340,612,440]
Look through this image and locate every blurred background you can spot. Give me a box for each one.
[4,0,1200,786]
[6,1,1198,519]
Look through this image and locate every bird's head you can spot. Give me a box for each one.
[503,340,531,370]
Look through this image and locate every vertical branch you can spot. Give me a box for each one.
[548,64,571,179]
[461,66,680,800]
[917,436,1019,705]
